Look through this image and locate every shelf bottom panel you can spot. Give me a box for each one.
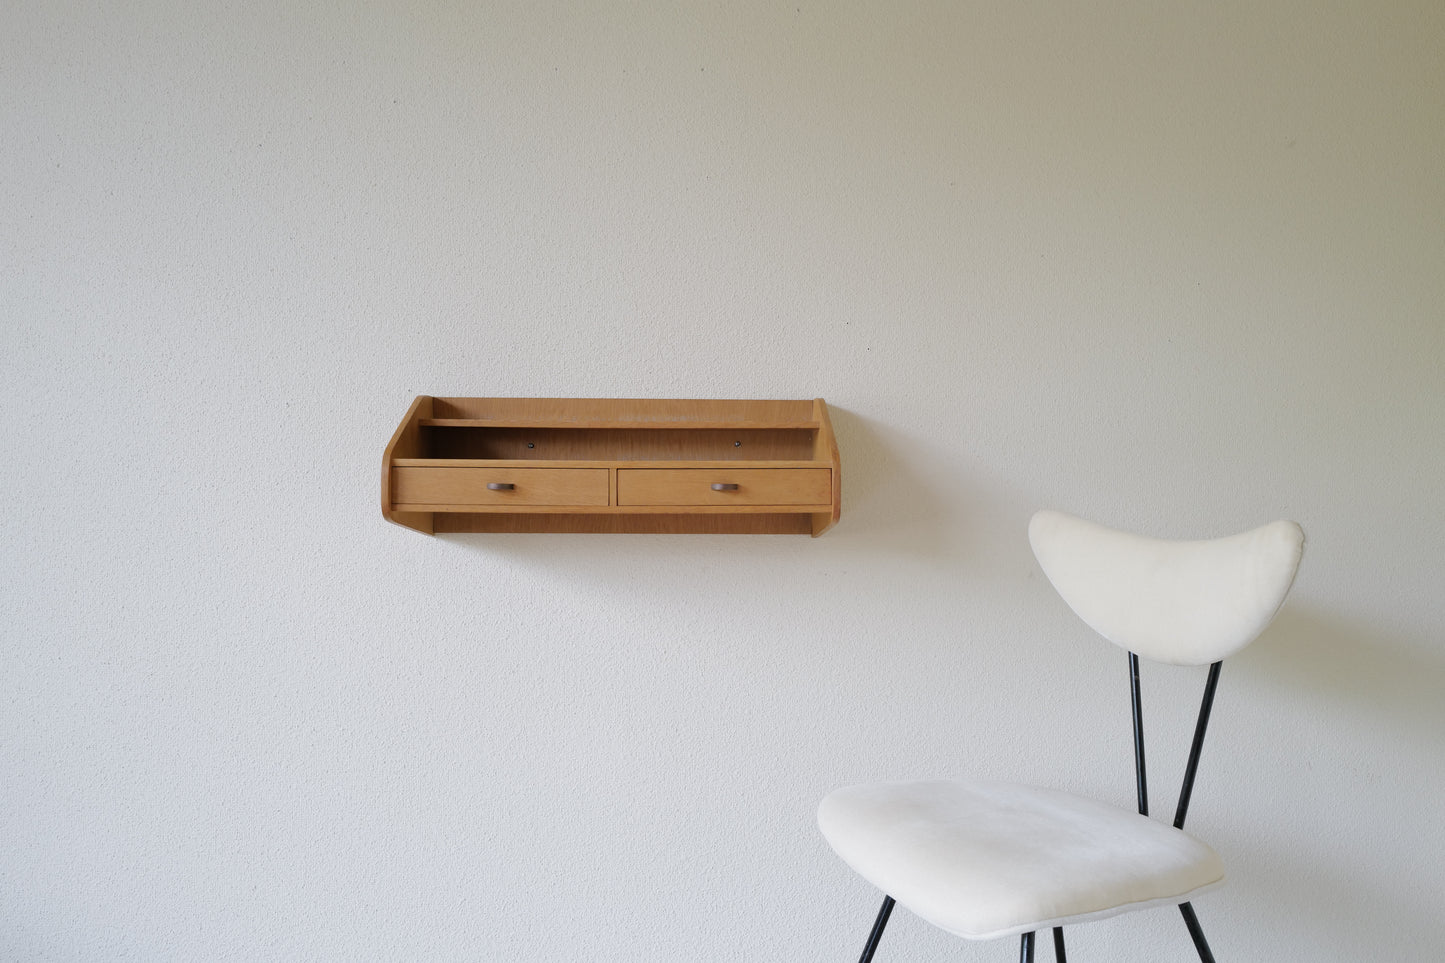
[433,512,816,535]
[392,503,832,514]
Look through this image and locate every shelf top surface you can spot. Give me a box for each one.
[391,458,830,468]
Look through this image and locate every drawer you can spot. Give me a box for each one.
[392,467,608,507]
[617,469,831,506]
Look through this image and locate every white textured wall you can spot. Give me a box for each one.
[4,2,1443,960]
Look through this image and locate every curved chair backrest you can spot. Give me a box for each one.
[1029,510,1304,666]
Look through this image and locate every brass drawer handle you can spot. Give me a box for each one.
[711,483,740,491]
[488,482,515,491]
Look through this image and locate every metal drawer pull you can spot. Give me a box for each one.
[488,482,515,491]
[711,483,740,491]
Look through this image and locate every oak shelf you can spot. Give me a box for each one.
[382,397,841,536]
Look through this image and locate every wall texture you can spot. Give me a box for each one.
[4,1,1442,960]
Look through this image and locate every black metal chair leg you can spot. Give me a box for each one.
[1020,930,1035,963]
[857,896,895,963]
[1052,926,1066,962]
[1179,902,1217,963]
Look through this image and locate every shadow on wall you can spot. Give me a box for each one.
[1241,606,1445,755]
[1227,605,1445,954]
[1234,832,1445,959]
[828,407,1044,584]
[825,405,975,561]
[435,405,990,561]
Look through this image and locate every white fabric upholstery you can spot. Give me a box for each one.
[817,510,1305,948]
[1028,510,1304,666]
[818,780,1224,941]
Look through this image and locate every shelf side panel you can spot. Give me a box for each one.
[382,395,435,535]
[811,398,842,535]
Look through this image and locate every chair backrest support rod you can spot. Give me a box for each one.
[1173,661,1223,829]
[1128,652,1148,817]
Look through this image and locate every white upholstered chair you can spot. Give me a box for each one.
[819,510,1304,962]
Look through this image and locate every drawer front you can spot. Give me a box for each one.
[392,467,608,507]
[617,469,831,506]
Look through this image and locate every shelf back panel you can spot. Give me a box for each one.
[430,397,816,425]
[421,426,816,461]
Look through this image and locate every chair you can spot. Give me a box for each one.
[818,510,1304,962]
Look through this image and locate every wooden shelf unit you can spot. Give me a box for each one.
[382,397,841,535]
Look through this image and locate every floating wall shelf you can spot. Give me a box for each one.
[381,397,841,535]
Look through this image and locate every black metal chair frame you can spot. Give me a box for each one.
[853,652,1225,963]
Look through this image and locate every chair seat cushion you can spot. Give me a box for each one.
[818,779,1224,940]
